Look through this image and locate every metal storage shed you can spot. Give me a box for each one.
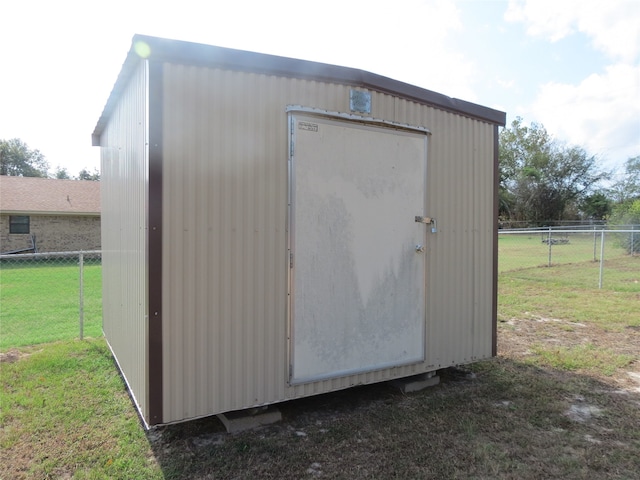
[92,34,506,427]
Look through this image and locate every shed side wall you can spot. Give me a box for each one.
[100,60,150,422]
[161,64,496,423]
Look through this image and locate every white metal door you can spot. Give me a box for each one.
[289,113,427,383]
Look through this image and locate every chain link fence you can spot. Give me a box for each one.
[0,251,101,349]
[498,226,639,287]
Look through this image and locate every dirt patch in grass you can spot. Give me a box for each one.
[0,349,24,363]
[0,346,40,364]
[499,314,640,388]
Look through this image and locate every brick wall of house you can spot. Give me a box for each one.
[0,214,101,253]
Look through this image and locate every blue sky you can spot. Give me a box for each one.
[1,0,638,178]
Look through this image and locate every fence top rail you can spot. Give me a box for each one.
[499,223,636,229]
[500,225,638,232]
[0,250,101,260]
[499,229,638,235]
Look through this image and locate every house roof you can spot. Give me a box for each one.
[0,176,100,215]
[92,34,506,144]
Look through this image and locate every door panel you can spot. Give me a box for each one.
[290,114,427,383]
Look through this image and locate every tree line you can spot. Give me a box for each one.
[0,138,99,181]
[499,118,639,229]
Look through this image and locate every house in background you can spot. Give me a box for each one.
[0,176,100,253]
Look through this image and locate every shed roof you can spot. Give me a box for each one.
[92,35,506,144]
[0,176,100,215]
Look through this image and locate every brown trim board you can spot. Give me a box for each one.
[147,60,164,425]
[492,124,499,357]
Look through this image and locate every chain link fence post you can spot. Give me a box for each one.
[547,226,553,266]
[598,230,605,289]
[79,252,84,340]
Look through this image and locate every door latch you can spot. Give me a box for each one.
[415,216,437,233]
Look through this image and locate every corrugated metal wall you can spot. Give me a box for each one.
[100,60,150,421]
[423,112,495,367]
[161,64,495,423]
[161,66,291,421]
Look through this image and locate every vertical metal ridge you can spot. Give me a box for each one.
[205,66,219,411]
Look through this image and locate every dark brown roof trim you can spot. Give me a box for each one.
[92,34,506,144]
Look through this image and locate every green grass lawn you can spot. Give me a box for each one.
[498,231,629,273]
[498,255,640,330]
[0,339,161,479]
[0,261,102,349]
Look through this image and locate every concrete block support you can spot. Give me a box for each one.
[390,372,440,393]
[217,406,282,433]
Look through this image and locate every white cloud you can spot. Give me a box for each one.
[506,0,640,169]
[505,0,579,41]
[505,0,640,62]
[496,77,515,90]
[530,64,640,166]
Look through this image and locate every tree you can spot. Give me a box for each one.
[608,156,640,253]
[0,138,49,177]
[609,199,640,254]
[77,167,100,181]
[498,118,554,219]
[579,192,612,220]
[499,118,608,225]
[54,166,71,179]
[610,156,640,203]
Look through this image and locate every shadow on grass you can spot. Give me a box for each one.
[146,359,640,480]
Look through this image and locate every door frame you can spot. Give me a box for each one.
[286,106,431,385]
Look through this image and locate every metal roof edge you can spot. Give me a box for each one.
[92,34,506,142]
[92,41,147,145]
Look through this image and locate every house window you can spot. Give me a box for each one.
[9,215,30,234]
